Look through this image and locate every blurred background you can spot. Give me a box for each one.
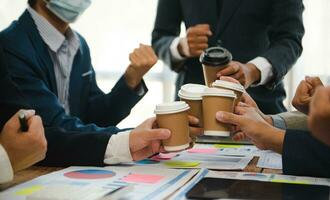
[0,0,329,128]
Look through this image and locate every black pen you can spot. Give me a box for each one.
[18,111,28,132]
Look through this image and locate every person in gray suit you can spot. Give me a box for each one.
[152,0,305,114]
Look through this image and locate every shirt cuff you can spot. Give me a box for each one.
[104,131,133,165]
[248,57,273,86]
[270,115,287,130]
[0,144,14,184]
[170,37,188,62]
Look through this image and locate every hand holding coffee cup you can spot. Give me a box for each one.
[200,46,232,87]
[216,61,261,88]
[155,102,190,152]
[125,44,158,89]
[178,24,212,58]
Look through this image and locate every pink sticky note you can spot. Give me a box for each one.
[151,153,178,161]
[187,148,218,154]
[122,174,164,184]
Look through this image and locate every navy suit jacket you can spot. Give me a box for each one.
[0,10,146,132]
[152,0,305,114]
[283,130,330,178]
[0,41,120,167]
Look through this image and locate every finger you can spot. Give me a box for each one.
[228,71,242,81]
[306,76,324,87]
[27,115,44,135]
[188,115,199,126]
[232,132,245,141]
[234,106,249,115]
[189,127,204,137]
[142,129,171,141]
[194,36,208,43]
[237,102,249,107]
[220,76,241,84]
[190,43,208,50]
[132,147,154,161]
[192,24,212,36]
[217,63,240,76]
[216,111,241,126]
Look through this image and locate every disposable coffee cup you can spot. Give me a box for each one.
[202,88,236,137]
[200,46,232,87]
[178,84,207,128]
[212,80,245,105]
[155,101,190,152]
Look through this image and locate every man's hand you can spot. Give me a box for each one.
[129,118,171,161]
[188,115,204,148]
[125,44,158,89]
[217,61,261,88]
[308,86,330,146]
[0,110,47,172]
[216,106,285,154]
[292,76,323,114]
[178,24,212,58]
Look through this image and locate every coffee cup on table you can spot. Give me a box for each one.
[200,46,232,87]
[212,80,245,106]
[202,88,236,137]
[154,101,190,152]
[178,84,207,127]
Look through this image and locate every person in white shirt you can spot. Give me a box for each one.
[0,110,47,184]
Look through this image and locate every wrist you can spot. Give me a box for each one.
[268,128,285,154]
[264,115,273,126]
[246,63,261,85]
[124,68,141,90]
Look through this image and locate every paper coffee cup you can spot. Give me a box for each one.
[178,84,207,128]
[202,88,236,137]
[212,80,245,105]
[200,46,232,87]
[155,101,190,152]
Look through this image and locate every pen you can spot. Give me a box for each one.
[18,111,28,132]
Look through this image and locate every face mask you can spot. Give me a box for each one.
[44,0,91,23]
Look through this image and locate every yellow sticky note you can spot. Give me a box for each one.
[271,179,309,185]
[15,185,43,195]
[214,144,243,148]
[164,161,200,168]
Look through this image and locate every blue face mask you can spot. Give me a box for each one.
[45,0,92,23]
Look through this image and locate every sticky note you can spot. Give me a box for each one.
[151,153,178,161]
[122,174,164,184]
[187,148,218,154]
[164,161,200,168]
[16,185,43,195]
[136,159,159,164]
[271,179,309,185]
[214,144,243,148]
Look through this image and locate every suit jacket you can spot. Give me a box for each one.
[278,111,308,131]
[0,10,145,133]
[283,130,330,178]
[0,43,118,166]
[152,0,305,114]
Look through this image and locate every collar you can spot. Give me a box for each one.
[27,7,80,53]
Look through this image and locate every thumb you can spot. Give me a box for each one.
[216,111,242,126]
[141,129,171,142]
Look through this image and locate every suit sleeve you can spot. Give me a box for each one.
[282,130,330,178]
[4,49,119,133]
[76,38,147,127]
[151,0,184,72]
[262,0,305,89]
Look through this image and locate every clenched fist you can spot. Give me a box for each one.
[178,24,212,58]
[125,44,158,89]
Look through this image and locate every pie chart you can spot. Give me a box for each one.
[64,169,116,180]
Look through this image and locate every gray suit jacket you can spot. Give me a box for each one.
[277,111,308,131]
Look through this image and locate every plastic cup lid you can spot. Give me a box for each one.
[200,46,232,66]
[212,80,245,93]
[202,87,237,98]
[154,101,190,115]
[178,84,208,100]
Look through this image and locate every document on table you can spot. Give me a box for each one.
[133,144,254,170]
[0,166,197,200]
[257,151,283,170]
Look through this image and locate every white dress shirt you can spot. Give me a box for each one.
[170,37,274,86]
[27,7,133,165]
[0,144,14,184]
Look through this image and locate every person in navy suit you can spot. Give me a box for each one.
[152,0,305,114]
[0,0,202,166]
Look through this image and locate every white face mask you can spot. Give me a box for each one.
[44,0,91,23]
